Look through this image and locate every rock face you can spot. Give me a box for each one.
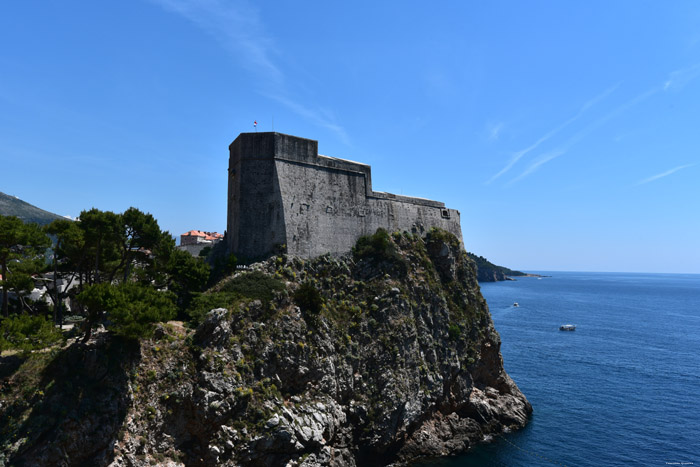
[0,229,531,466]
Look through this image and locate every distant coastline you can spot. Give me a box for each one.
[467,252,536,282]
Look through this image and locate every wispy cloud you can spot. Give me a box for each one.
[149,0,349,142]
[508,86,658,184]
[664,63,700,91]
[635,163,696,186]
[496,64,700,186]
[486,84,619,184]
[151,0,281,83]
[507,148,566,185]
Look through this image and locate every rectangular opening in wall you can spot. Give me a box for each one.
[441,209,450,219]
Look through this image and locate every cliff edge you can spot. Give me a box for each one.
[0,229,531,466]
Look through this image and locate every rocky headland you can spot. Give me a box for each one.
[466,253,531,283]
[0,229,531,466]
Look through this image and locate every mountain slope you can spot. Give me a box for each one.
[0,191,65,225]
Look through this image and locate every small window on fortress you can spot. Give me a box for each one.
[441,209,450,219]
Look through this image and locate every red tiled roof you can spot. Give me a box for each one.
[181,230,223,239]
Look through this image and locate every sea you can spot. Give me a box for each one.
[422,271,700,467]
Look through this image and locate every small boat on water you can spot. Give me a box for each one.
[559,324,576,331]
[513,302,519,307]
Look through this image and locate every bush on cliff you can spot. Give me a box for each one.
[353,228,393,260]
[0,313,63,352]
[186,291,240,326]
[353,228,408,277]
[185,271,286,326]
[293,281,323,315]
[218,271,284,303]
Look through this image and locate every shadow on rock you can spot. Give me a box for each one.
[3,336,140,466]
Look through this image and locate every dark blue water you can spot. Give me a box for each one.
[427,272,700,467]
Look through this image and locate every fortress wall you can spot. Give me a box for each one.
[275,158,373,258]
[275,158,462,257]
[227,132,463,260]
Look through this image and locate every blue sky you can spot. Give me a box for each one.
[2,1,699,273]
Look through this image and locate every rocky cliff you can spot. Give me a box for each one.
[0,229,531,466]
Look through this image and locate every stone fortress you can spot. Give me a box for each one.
[227,132,463,260]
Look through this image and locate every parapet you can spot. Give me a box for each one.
[229,132,318,163]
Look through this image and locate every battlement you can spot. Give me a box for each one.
[227,132,462,260]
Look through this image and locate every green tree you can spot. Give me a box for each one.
[166,248,210,312]
[3,270,36,313]
[73,207,178,288]
[77,282,176,341]
[114,207,166,283]
[78,208,122,284]
[0,215,51,316]
[75,282,121,342]
[133,228,176,289]
[48,207,212,341]
[108,283,176,340]
[45,219,84,325]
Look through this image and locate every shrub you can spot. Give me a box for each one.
[218,271,284,303]
[353,228,394,261]
[0,313,63,352]
[426,227,461,249]
[293,281,323,315]
[353,228,408,277]
[186,292,240,326]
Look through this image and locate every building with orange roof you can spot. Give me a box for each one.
[179,230,224,256]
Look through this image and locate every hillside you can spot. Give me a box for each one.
[467,252,527,282]
[0,229,531,466]
[0,191,65,225]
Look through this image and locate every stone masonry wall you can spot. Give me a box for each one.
[227,132,463,260]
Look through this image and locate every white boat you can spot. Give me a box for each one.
[513,302,519,307]
[559,324,576,331]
